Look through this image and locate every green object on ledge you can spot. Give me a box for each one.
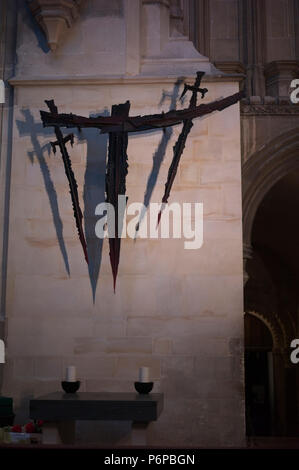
[0,396,13,406]
[0,396,14,425]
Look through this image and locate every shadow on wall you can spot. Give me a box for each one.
[77,110,109,302]
[15,80,186,299]
[16,108,109,301]
[17,109,71,276]
[23,2,50,53]
[134,78,184,236]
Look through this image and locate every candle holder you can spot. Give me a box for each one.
[134,381,153,394]
[61,381,80,393]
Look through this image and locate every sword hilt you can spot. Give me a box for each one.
[180,72,208,107]
[190,71,207,107]
[45,99,58,114]
[50,133,74,154]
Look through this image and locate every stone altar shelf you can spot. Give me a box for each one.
[29,392,164,446]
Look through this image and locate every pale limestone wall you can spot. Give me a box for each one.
[17,1,127,77]
[1,0,245,447]
[2,77,245,446]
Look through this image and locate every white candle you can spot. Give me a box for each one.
[139,366,150,383]
[66,366,76,382]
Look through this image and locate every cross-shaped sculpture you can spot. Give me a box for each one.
[40,71,244,290]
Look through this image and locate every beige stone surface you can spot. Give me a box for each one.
[3,77,244,446]
[2,0,299,445]
[1,1,244,446]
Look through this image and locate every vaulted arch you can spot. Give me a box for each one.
[242,127,299,247]
[245,310,282,351]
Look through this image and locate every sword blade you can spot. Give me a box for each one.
[157,71,205,225]
[45,99,88,264]
[106,102,130,292]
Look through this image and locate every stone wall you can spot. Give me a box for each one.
[0,0,245,447]
[3,75,244,446]
[17,0,127,76]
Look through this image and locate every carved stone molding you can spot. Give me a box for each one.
[142,0,169,5]
[214,61,246,76]
[241,103,299,116]
[27,0,82,52]
[264,60,299,97]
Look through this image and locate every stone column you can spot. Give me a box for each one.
[169,0,184,37]
[140,0,216,75]
[243,243,253,286]
[264,60,299,99]
[188,0,210,57]
[124,0,141,75]
[0,0,17,394]
[141,0,170,58]
[272,349,287,435]
[243,0,266,97]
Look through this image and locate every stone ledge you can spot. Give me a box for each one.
[241,103,299,115]
[241,95,299,114]
[9,73,244,87]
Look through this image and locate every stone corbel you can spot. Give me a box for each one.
[27,0,82,52]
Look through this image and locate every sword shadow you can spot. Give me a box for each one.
[134,77,185,238]
[76,109,109,303]
[16,108,70,276]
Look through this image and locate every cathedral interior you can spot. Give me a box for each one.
[0,0,298,448]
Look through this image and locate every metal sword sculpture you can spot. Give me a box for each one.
[106,101,130,290]
[44,99,88,264]
[40,72,244,289]
[157,71,206,226]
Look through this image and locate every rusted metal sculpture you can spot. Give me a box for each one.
[45,99,88,264]
[157,71,206,225]
[106,101,130,291]
[40,72,244,289]
[41,89,243,133]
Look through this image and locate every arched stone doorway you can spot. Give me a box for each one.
[242,129,299,436]
[244,312,274,436]
[242,127,299,253]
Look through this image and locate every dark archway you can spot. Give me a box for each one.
[244,169,299,436]
[242,127,299,250]
[244,313,274,436]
